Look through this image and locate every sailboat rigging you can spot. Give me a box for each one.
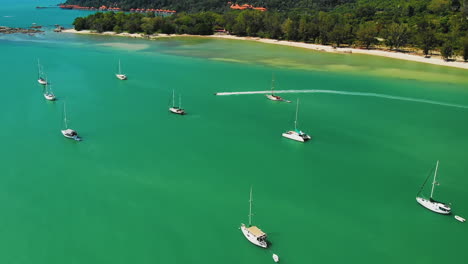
[240,187,268,248]
[282,99,311,142]
[116,59,127,80]
[61,102,81,141]
[169,90,186,115]
[416,160,451,214]
[37,59,47,85]
[265,74,290,102]
[43,80,56,101]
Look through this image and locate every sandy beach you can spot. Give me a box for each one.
[61,29,468,70]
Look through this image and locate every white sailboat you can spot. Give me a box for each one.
[37,59,47,85]
[416,160,451,214]
[116,59,127,80]
[282,99,311,142]
[43,80,56,101]
[265,75,290,102]
[240,187,268,248]
[61,102,81,141]
[266,75,283,101]
[169,90,185,115]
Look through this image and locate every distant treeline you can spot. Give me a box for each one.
[64,0,355,13]
[73,0,468,60]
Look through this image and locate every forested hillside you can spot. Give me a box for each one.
[70,0,468,60]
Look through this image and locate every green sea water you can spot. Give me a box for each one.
[1,1,468,263]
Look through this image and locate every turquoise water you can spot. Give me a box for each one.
[1,1,468,263]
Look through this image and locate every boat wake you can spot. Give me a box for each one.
[215,89,468,109]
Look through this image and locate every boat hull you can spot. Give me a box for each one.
[169,107,185,115]
[44,93,55,101]
[38,78,47,85]
[282,131,311,142]
[240,224,268,248]
[272,254,279,263]
[455,215,466,222]
[61,129,81,141]
[266,94,283,101]
[416,197,451,214]
[116,74,127,80]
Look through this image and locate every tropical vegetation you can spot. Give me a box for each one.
[70,0,468,61]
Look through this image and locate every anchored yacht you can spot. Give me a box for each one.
[265,75,289,102]
[282,99,311,142]
[416,160,451,214]
[240,187,268,248]
[37,59,47,85]
[169,90,185,115]
[116,59,127,80]
[43,82,55,101]
[61,103,81,141]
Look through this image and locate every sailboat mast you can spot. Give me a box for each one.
[271,74,275,96]
[179,94,182,108]
[63,103,68,129]
[430,160,439,198]
[118,60,121,74]
[248,187,253,226]
[37,59,41,78]
[172,90,175,107]
[294,99,299,130]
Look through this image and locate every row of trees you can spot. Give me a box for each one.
[64,0,356,13]
[73,1,468,61]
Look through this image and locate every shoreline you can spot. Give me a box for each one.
[61,29,468,70]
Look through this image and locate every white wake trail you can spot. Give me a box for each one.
[215,89,468,109]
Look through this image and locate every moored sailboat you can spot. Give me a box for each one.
[43,80,56,101]
[265,75,289,102]
[37,59,47,85]
[169,90,185,115]
[116,59,127,80]
[416,160,451,214]
[61,102,81,141]
[282,99,311,142]
[240,187,268,248]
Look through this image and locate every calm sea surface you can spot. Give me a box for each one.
[1,1,468,263]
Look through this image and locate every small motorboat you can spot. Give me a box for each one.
[272,254,279,262]
[455,215,466,222]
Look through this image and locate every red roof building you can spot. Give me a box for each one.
[230,3,267,11]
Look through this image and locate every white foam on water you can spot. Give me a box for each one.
[215,89,468,109]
